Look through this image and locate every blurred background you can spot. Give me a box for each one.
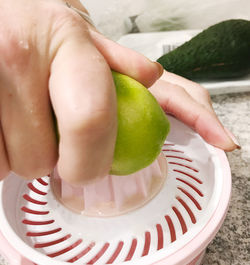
[82,0,250,40]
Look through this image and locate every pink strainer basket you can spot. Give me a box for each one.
[0,116,231,265]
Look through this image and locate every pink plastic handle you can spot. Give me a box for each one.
[0,231,34,265]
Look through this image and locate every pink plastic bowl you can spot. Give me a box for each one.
[0,117,231,265]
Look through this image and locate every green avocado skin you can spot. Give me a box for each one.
[157,19,250,80]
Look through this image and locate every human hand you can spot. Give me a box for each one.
[0,0,162,183]
[149,70,240,151]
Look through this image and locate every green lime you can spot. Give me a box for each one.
[110,71,170,175]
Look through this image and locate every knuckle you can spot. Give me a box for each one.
[193,83,210,98]
[0,35,31,74]
[168,83,185,93]
[51,5,87,35]
[49,5,90,59]
[202,88,211,99]
[11,153,57,180]
[194,85,212,105]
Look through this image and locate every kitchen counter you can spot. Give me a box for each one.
[202,91,250,265]
[0,92,249,265]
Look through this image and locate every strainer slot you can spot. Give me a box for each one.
[177,187,202,210]
[156,224,164,250]
[26,228,62,237]
[23,194,47,205]
[165,155,192,162]
[176,197,196,224]
[172,206,187,234]
[22,219,55,225]
[106,241,124,264]
[36,178,49,186]
[34,234,71,248]
[124,238,137,261]
[66,242,95,262]
[86,242,110,264]
[47,239,83,258]
[176,178,203,197]
[21,206,49,215]
[162,148,184,153]
[27,183,47,196]
[169,161,199,172]
[142,231,151,257]
[173,169,202,184]
[164,215,176,242]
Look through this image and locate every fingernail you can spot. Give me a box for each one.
[224,127,241,149]
[154,62,164,78]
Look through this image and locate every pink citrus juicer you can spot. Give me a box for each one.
[51,152,167,217]
[0,116,231,265]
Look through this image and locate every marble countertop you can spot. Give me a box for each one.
[1,92,249,265]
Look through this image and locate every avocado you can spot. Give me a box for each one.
[157,19,250,80]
